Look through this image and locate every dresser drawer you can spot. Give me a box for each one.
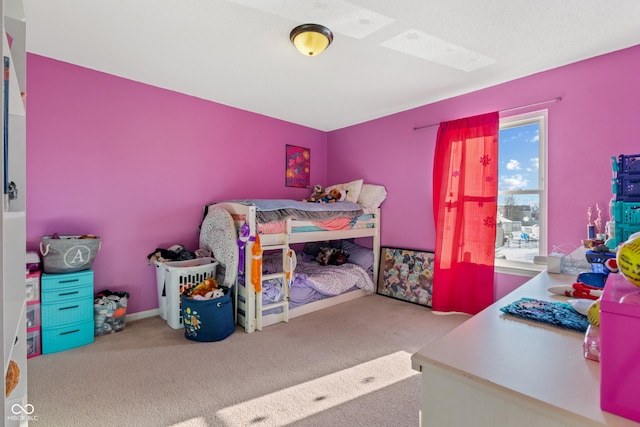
[42,320,94,354]
[41,270,94,292]
[42,296,94,326]
[41,282,93,304]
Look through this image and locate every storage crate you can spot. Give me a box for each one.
[616,153,640,175]
[94,290,129,336]
[27,327,41,359]
[42,297,94,326]
[154,257,218,329]
[26,301,40,329]
[612,223,640,248]
[614,175,640,202]
[25,271,40,302]
[26,251,41,273]
[40,281,94,306]
[40,269,94,292]
[182,286,234,342]
[42,319,94,354]
[612,200,640,225]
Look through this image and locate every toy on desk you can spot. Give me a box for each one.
[548,283,603,300]
[583,298,602,362]
[605,257,618,273]
[617,233,640,287]
[587,298,601,326]
[576,272,607,288]
[567,299,592,315]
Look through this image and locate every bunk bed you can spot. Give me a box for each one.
[200,184,385,333]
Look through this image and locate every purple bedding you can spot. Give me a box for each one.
[260,253,373,309]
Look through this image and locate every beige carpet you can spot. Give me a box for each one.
[27,294,469,427]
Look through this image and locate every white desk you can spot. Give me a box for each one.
[411,272,640,427]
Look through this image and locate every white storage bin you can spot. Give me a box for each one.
[26,271,41,302]
[26,301,41,329]
[154,257,218,329]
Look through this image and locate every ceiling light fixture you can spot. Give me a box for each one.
[290,24,333,56]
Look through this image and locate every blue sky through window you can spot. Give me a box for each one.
[496,120,542,260]
[498,123,541,210]
[498,123,540,192]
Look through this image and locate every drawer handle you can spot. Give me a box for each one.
[59,305,79,311]
[59,279,80,284]
[59,291,79,297]
[60,329,80,336]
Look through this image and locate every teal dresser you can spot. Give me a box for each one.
[41,270,95,354]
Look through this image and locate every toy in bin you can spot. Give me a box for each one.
[94,289,129,336]
[182,278,234,342]
[585,246,617,275]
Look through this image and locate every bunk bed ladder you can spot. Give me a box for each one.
[256,240,292,331]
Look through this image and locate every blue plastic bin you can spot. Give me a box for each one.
[181,286,234,342]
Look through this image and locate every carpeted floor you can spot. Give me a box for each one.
[27,294,470,426]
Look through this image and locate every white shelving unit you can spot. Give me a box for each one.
[2,0,27,424]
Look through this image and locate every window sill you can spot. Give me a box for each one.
[494,259,546,277]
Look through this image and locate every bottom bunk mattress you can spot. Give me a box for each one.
[240,252,375,314]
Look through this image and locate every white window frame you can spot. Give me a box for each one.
[494,109,548,277]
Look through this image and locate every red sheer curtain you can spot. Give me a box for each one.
[432,112,499,315]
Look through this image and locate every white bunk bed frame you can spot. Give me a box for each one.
[209,202,380,333]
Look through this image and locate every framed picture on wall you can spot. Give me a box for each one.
[285,144,310,188]
[377,247,435,307]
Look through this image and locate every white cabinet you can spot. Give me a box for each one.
[2,0,27,424]
[411,272,637,426]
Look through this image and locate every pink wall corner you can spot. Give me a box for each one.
[327,115,437,251]
[26,54,327,314]
[327,44,640,260]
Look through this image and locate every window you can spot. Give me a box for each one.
[495,110,547,270]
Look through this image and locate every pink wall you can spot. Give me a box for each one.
[26,54,328,314]
[26,45,640,315]
[327,44,640,294]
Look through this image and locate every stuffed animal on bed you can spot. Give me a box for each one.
[303,184,326,202]
[316,247,350,266]
[320,188,342,203]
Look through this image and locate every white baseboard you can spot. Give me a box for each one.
[126,308,161,322]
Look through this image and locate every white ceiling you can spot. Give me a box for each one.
[23,0,640,131]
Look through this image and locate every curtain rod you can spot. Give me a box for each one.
[413,96,563,131]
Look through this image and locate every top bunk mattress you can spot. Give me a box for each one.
[209,199,364,224]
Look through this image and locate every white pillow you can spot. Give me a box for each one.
[326,179,363,203]
[357,184,387,213]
